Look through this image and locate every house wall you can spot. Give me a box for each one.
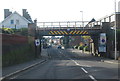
[2,13,29,29]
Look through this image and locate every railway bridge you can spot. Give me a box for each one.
[28,13,120,59]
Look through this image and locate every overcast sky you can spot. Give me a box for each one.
[0,0,120,22]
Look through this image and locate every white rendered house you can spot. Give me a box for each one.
[0,9,33,29]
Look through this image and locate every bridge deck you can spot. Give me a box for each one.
[36,21,102,36]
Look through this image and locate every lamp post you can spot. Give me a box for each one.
[80,11,84,27]
[114,0,117,60]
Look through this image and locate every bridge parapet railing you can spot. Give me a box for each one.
[88,13,115,27]
[36,13,118,30]
[37,21,101,30]
[37,21,89,28]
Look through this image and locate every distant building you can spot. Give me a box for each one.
[69,36,82,47]
[0,9,33,29]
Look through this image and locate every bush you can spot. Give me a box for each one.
[2,44,35,67]
[12,28,28,36]
[78,46,84,50]
[74,45,78,49]
[84,46,89,51]
[2,28,14,34]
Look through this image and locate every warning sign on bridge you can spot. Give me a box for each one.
[48,30,88,35]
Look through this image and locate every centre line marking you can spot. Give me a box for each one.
[81,67,88,73]
[89,75,97,81]
[71,59,80,66]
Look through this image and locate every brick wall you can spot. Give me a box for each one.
[2,34,28,54]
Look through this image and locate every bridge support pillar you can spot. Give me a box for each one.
[91,35,99,56]
[34,20,42,58]
[39,36,42,55]
[34,36,42,58]
[63,36,69,48]
[100,22,113,58]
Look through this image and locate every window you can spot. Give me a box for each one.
[10,20,14,24]
[16,19,19,25]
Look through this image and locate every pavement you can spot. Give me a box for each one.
[67,48,119,65]
[100,57,119,64]
[2,48,48,79]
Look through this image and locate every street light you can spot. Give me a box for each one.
[114,0,117,60]
[80,11,84,27]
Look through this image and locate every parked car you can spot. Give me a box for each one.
[47,45,52,48]
[57,45,61,49]
[61,46,65,49]
[43,43,47,49]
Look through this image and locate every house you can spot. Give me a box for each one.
[0,9,33,29]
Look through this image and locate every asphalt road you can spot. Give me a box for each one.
[9,47,119,81]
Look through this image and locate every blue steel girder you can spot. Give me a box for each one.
[37,28,101,36]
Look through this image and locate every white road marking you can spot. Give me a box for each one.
[72,60,80,66]
[81,67,88,73]
[58,50,97,81]
[0,77,3,81]
[71,59,92,67]
[104,61,119,64]
[89,75,97,81]
[59,51,62,53]
[10,75,19,79]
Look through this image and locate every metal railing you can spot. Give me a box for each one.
[37,21,90,28]
[37,21,102,30]
[37,13,116,30]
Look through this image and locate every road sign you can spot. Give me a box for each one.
[99,33,106,52]
[99,46,106,52]
[100,33,106,45]
[35,39,40,46]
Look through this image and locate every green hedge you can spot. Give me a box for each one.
[84,46,89,51]
[2,44,35,67]
[1,27,28,36]
[78,46,84,50]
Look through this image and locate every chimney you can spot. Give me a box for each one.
[22,9,33,23]
[4,9,12,19]
[22,9,27,17]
